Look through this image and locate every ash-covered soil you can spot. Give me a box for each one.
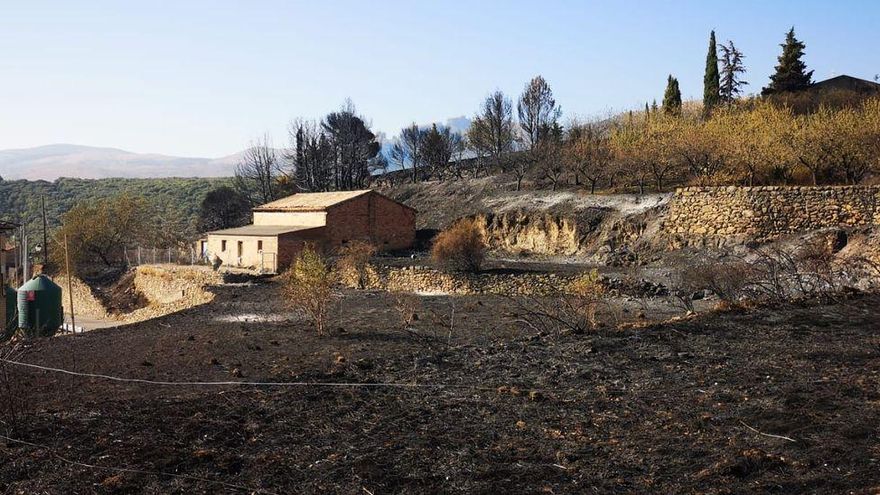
[1,280,879,494]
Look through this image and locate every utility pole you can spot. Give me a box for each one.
[21,229,29,282]
[41,195,49,266]
[64,233,75,333]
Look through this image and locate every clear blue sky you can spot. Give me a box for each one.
[1,0,877,157]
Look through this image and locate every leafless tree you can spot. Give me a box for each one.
[391,123,426,183]
[567,121,611,194]
[234,134,287,206]
[517,75,562,150]
[467,91,516,170]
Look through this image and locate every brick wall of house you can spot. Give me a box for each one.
[369,193,416,250]
[323,192,416,251]
[277,228,327,269]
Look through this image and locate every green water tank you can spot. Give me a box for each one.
[4,286,16,341]
[17,275,63,338]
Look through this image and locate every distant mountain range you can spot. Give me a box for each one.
[0,117,472,181]
[0,144,246,181]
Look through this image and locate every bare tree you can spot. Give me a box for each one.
[234,134,287,205]
[567,121,611,194]
[467,91,516,170]
[391,124,426,183]
[517,75,562,150]
[534,121,565,191]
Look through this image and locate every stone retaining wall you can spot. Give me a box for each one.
[123,265,221,322]
[357,265,583,295]
[56,275,110,320]
[662,186,880,245]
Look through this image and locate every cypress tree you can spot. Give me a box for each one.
[703,30,720,114]
[662,75,682,116]
[762,27,813,95]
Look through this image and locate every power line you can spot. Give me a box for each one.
[1,358,499,391]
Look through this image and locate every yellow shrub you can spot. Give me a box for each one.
[431,218,486,273]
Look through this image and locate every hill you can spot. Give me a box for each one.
[0,144,244,180]
[0,177,230,241]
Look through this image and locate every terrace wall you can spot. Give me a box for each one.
[661,186,880,245]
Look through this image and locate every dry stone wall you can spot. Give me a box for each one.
[56,275,110,320]
[123,265,221,322]
[360,265,584,296]
[662,186,880,245]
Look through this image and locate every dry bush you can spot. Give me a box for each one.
[336,241,377,289]
[282,246,337,335]
[0,343,29,435]
[388,292,422,332]
[426,298,457,344]
[431,218,486,273]
[675,260,752,308]
[673,240,862,312]
[508,269,608,335]
[746,242,859,303]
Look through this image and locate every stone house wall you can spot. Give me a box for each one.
[661,186,880,244]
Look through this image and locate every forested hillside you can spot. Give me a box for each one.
[0,177,230,242]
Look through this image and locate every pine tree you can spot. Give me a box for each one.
[762,27,813,95]
[651,99,659,113]
[719,40,748,104]
[662,75,682,116]
[703,30,720,114]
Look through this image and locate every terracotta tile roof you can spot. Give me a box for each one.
[253,190,372,212]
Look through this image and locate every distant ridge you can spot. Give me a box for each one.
[0,144,247,181]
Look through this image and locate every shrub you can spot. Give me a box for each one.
[282,246,336,335]
[431,218,486,273]
[508,269,608,335]
[566,270,607,330]
[388,292,422,332]
[0,343,30,435]
[336,241,377,289]
[677,260,752,306]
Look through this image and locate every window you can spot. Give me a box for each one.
[237,241,243,258]
[257,240,263,252]
[221,240,227,251]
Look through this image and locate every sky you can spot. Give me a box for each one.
[0,0,878,158]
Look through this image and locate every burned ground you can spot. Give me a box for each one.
[1,280,879,494]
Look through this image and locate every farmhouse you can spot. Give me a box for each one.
[204,190,416,272]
